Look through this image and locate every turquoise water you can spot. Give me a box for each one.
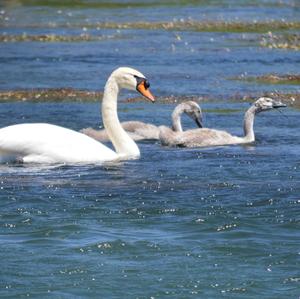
[0,1,300,298]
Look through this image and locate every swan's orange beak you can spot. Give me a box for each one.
[137,81,155,103]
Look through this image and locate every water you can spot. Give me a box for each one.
[0,1,300,298]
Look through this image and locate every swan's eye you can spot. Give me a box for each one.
[144,80,150,89]
[134,75,150,90]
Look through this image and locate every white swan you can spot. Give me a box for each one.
[80,100,203,141]
[159,97,286,147]
[0,67,155,164]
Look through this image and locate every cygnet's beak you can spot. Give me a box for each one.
[194,114,203,128]
[136,80,155,103]
[272,100,287,109]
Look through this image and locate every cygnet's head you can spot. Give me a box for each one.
[254,97,286,113]
[111,67,155,102]
[182,101,203,128]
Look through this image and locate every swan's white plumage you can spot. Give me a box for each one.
[0,123,118,163]
[0,67,154,164]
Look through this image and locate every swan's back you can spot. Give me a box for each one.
[122,121,159,139]
[179,128,243,147]
[0,123,118,163]
[82,121,159,142]
[160,127,243,147]
[82,101,202,142]
[80,127,110,142]
[159,126,177,146]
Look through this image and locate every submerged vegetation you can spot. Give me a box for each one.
[1,20,299,49]
[2,0,300,9]
[86,20,300,33]
[1,89,298,108]
[0,88,103,102]
[260,33,300,50]
[233,74,300,85]
[0,33,120,42]
[16,20,300,34]
[1,0,206,9]
[1,9,299,34]
[0,0,290,8]
[0,1,298,108]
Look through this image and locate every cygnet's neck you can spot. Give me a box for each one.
[171,105,184,132]
[102,76,140,158]
[243,105,257,142]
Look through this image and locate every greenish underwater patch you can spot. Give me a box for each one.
[0,88,103,102]
[1,89,298,109]
[232,74,300,85]
[4,0,298,9]
[0,33,122,42]
[260,33,300,50]
[76,20,300,34]
[205,108,242,114]
[2,0,163,9]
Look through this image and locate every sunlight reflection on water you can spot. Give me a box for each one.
[1,1,300,298]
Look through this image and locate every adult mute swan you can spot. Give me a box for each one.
[0,67,155,164]
[80,101,203,142]
[159,97,286,147]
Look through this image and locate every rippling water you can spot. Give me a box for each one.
[1,101,299,298]
[0,1,300,298]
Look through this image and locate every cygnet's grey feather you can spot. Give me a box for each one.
[81,101,203,142]
[159,97,286,148]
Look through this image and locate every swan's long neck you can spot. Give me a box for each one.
[102,76,140,157]
[243,105,257,142]
[171,106,184,132]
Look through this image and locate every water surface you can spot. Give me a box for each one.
[0,1,300,298]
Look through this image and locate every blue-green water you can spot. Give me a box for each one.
[0,1,300,298]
